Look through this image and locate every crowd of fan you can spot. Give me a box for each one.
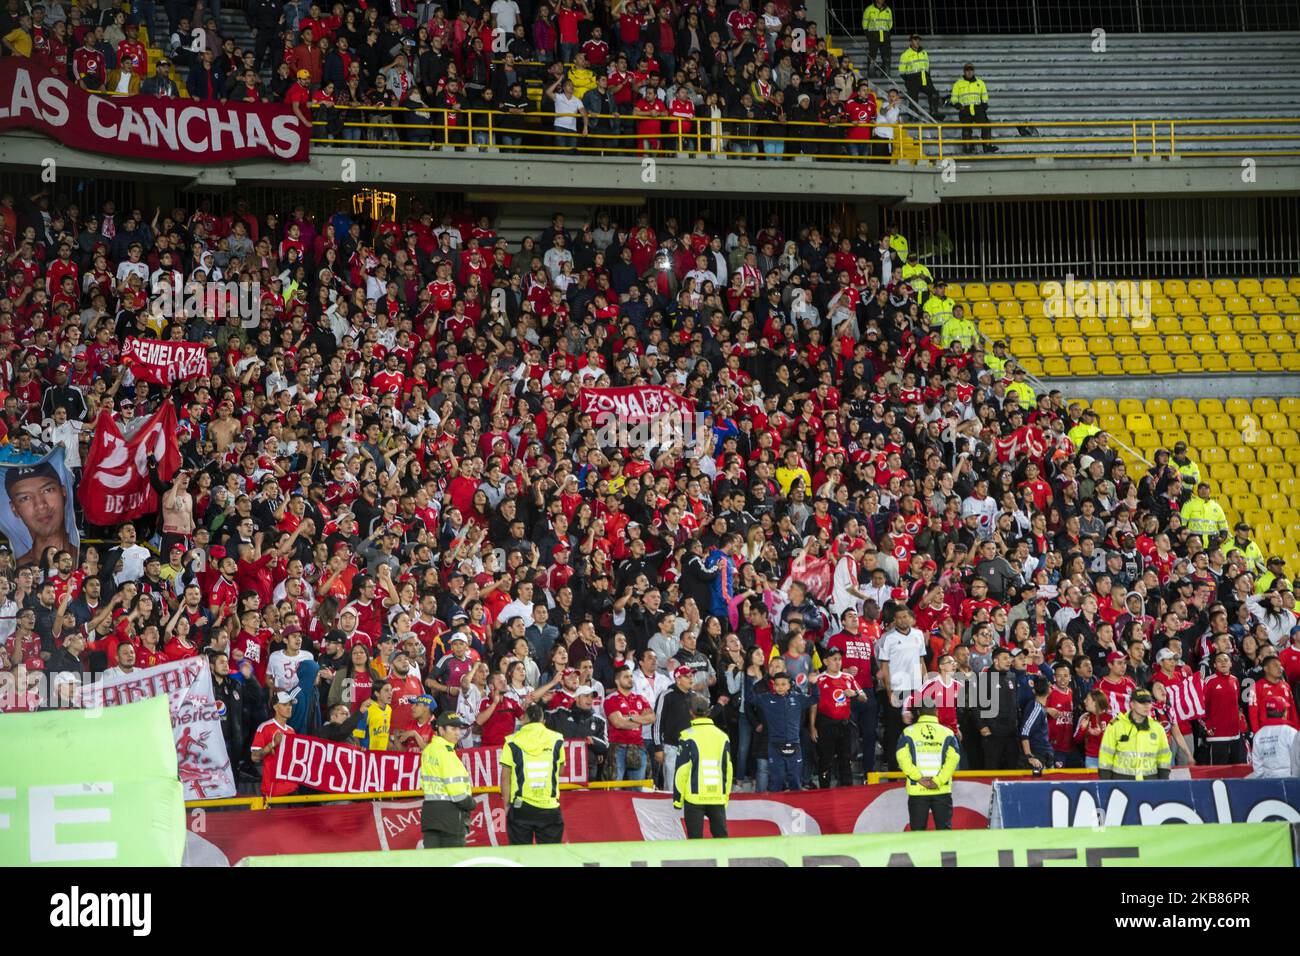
[0,185,1298,793]
[1,0,919,156]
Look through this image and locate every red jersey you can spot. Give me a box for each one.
[250,718,297,796]
[1248,678,1300,732]
[603,689,651,745]
[915,676,960,732]
[1073,711,1111,758]
[814,671,861,721]
[825,626,877,689]
[478,693,524,746]
[388,671,424,732]
[231,630,270,684]
[1095,675,1137,718]
[401,719,436,753]
[1150,667,1204,734]
[1046,685,1075,753]
[1202,673,1246,740]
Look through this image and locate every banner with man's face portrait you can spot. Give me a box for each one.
[0,450,80,568]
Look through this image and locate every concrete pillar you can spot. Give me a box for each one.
[805,0,830,40]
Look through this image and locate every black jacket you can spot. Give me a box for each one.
[546,705,609,755]
[681,553,718,615]
[978,667,1020,737]
[653,686,694,747]
[212,673,245,759]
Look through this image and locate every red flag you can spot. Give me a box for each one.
[79,404,181,525]
[123,337,210,385]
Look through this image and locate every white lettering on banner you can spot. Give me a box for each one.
[1050,779,1300,827]
[37,77,69,126]
[274,737,587,793]
[143,106,179,150]
[29,783,116,862]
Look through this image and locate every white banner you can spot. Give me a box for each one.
[81,657,236,801]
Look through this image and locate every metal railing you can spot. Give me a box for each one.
[308,104,1300,162]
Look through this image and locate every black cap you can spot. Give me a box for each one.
[4,460,61,494]
[1131,689,1154,704]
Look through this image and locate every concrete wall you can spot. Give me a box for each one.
[1039,373,1300,401]
[3,132,1297,206]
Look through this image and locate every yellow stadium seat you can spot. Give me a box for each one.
[1096,355,1122,375]
[1206,412,1234,432]
[1251,295,1275,313]
[1037,336,1061,356]
[1224,295,1251,314]
[1149,354,1176,374]
[1256,354,1282,373]
[997,300,1023,319]
[1198,295,1224,314]
[1239,279,1263,296]
[1189,333,1216,354]
[1056,317,1080,335]
[1155,315,1183,336]
[1275,430,1299,449]
[1207,313,1233,334]
[1241,333,1268,353]
[1147,398,1171,414]
[1212,279,1237,297]
[1151,411,1177,431]
[1133,429,1160,448]
[1260,314,1285,333]
[1285,315,1300,334]
[1219,427,1243,448]
[1187,279,1212,297]
[1008,335,1034,356]
[1023,299,1046,319]
[1217,333,1243,353]
[1225,398,1252,416]
[1061,335,1087,356]
[1174,296,1198,316]
[1282,354,1300,372]
[1013,281,1038,299]
[947,283,964,298]
[1002,318,1029,338]
[1259,446,1285,465]
[973,300,998,320]
[1276,294,1300,312]
[1091,398,1118,415]
[1150,296,1175,317]
[1182,314,1207,334]
[1138,334,1165,355]
[1262,278,1288,296]
[1234,315,1260,334]
[1018,357,1043,377]
[1165,335,1191,354]
[1029,318,1055,337]
[1098,414,1125,433]
[964,283,990,301]
[1208,462,1237,482]
[1200,445,1227,464]
[1163,279,1187,297]
[1088,336,1114,356]
[1288,278,1300,295]
[1117,398,1144,416]
[1230,446,1256,465]
[1174,354,1202,373]
[1126,412,1153,432]
[1253,398,1279,417]
[1079,317,1106,337]
[1043,357,1069,377]
[1227,353,1253,372]
[1113,334,1139,354]
[1231,494,1260,514]
[1122,355,1150,375]
[1105,316,1132,336]
[1268,333,1294,353]
[1239,461,1265,482]
[1279,397,1300,416]
[989,282,1013,300]
[1198,398,1224,415]
[979,318,1003,338]
[1201,353,1229,373]
[1070,357,1097,376]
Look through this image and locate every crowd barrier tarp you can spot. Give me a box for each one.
[1,696,186,866]
[79,656,235,801]
[270,735,588,795]
[0,60,310,164]
[990,777,1300,829]
[236,822,1297,868]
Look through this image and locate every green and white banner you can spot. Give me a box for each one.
[0,696,186,866]
[240,821,1295,868]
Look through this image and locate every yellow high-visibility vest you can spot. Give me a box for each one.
[862,5,894,40]
[673,718,734,807]
[895,714,961,796]
[898,47,930,84]
[951,77,988,113]
[1098,711,1171,781]
[500,721,566,810]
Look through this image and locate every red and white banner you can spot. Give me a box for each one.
[271,734,589,795]
[123,338,210,385]
[183,765,1252,865]
[782,551,834,602]
[81,657,235,801]
[0,61,310,164]
[578,386,695,419]
[78,403,181,525]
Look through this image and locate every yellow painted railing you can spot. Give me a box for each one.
[307,104,1300,163]
[185,777,654,811]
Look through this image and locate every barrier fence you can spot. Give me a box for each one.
[309,104,1300,162]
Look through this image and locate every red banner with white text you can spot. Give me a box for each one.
[184,766,1251,866]
[123,338,211,385]
[578,386,695,419]
[270,734,589,795]
[0,61,310,164]
[78,403,181,525]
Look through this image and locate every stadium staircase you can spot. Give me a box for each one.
[837,31,1300,156]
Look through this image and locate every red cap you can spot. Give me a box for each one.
[562,667,580,676]
[1107,650,1126,663]
[673,666,694,680]
[891,587,908,602]
[552,543,571,556]
[922,558,937,571]
[209,545,227,560]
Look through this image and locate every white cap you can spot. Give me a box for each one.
[574,685,595,696]
[274,689,300,706]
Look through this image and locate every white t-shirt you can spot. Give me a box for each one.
[266,649,314,693]
[553,91,584,131]
[830,554,863,617]
[877,626,926,702]
[490,0,520,32]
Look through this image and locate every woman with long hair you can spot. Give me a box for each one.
[329,643,375,712]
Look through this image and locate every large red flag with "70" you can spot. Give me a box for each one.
[79,404,181,526]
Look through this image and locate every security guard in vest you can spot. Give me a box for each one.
[499,703,567,845]
[1257,556,1292,594]
[898,34,944,118]
[1170,440,1202,494]
[1098,688,1172,781]
[922,277,955,331]
[420,709,476,848]
[861,0,894,78]
[1180,481,1229,547]
[895,703,962,831]
[672,695,734,839]
[940,302,977,350]
[1225,521,1266,575]
[950,63,996,154]
[900,255,933,305]
[1006,365,1036,409]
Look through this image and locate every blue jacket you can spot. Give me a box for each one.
[747,686,820,745]
[707,549,736,619]
[1019,699,1051,757]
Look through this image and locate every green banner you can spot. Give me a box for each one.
[240,821,1294,867]
[0,696,186,866]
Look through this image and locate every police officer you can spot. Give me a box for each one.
[900,255,932,305]
[500,703,567,845]
[950,63,996,154]
[420,712,476,848]
[922,278,955,331]
[1098,688,1172,781]
[1180,482,1229,547]
[673,695,734,838]
[861,0,894,78]
[898,35,944,118]
[895,703,961,830]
